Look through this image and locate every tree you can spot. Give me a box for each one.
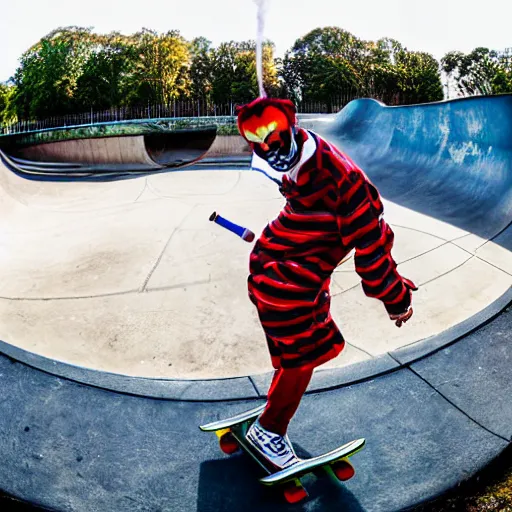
[0,83,18,125]
[492,48,512,94]
[395,51,443,104]
[123,28,191,105]
[12,26,96,118]
[281,27,361,108]
[441,47,499,96]
[209,40,278,105]
[74,32,136,110]
[210,42,238,104]
[188,37,214,101]
[357,38,402,100]
[290,26,366,64]
[280,27,443,108]
[6,23,454,122]
[260,41,280,98]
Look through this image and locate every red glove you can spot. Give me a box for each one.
[390,306,414,328]
[387,278,417,328]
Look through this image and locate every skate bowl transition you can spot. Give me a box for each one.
[1,124,249,173]
[0,95,510,512]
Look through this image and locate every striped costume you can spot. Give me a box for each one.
[248,128,415,371]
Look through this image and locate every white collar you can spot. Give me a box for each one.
[250,130,317,184]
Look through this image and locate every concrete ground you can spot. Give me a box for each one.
[1,161,510,380]
[0,96,511,512]
[0,301,510,512]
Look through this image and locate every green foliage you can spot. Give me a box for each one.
[281,27,361,106]
[124,28,191,105]
[189,37,214,101]
[74,32,136,109]
[12,27,97,119]
[209,40,279,104]
[8,24,511,126]
[0,83,18,125]
[492,48,512,94]
[9,27,281,121]
[394,51,444,104]
[441,47,512,96]
[281,27,443,107]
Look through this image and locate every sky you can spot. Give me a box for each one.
[1,0,511,82]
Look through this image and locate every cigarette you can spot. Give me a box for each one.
[209,212,255,242]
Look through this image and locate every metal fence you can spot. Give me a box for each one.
[0,91,378,135]
[1,102,237,135]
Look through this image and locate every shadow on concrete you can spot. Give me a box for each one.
[197,444,366,512]
[0,492,49,511]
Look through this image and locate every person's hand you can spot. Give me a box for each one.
[390,306,413,328]
[390,278,417,327]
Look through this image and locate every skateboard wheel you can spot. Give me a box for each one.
[332,459,355,481]
[283,481,308,504]
[218,431,239,455]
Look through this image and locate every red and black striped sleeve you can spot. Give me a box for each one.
[336,167,415,316]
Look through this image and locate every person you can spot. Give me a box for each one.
[235,97,417,469]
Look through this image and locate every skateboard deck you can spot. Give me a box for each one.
[199,405,365,503]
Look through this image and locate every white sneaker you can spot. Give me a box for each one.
[246,419,299,469]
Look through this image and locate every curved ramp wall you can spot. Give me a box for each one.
[143,129,217,166]
[3,129,218,169]
[11,135,160,167]
[319,95,512,241]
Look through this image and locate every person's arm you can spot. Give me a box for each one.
[337,167,417,326]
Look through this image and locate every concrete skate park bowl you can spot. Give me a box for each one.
[5,128,215,168]
[0,95,510,512]
[0,119,249,174]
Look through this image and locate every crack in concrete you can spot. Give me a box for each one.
[389,355,510,443]
[0,289,138,302]
[345,340,374,358]
[139,226,181,293]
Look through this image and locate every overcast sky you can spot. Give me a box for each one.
[1,0,511,82]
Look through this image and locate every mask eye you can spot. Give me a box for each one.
[267,140,281,152]
[266,130,288,150]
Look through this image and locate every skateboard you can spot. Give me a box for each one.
[199,404,365,504]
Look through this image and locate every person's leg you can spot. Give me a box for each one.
[258,365,314,436]
[246,365,314,469]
